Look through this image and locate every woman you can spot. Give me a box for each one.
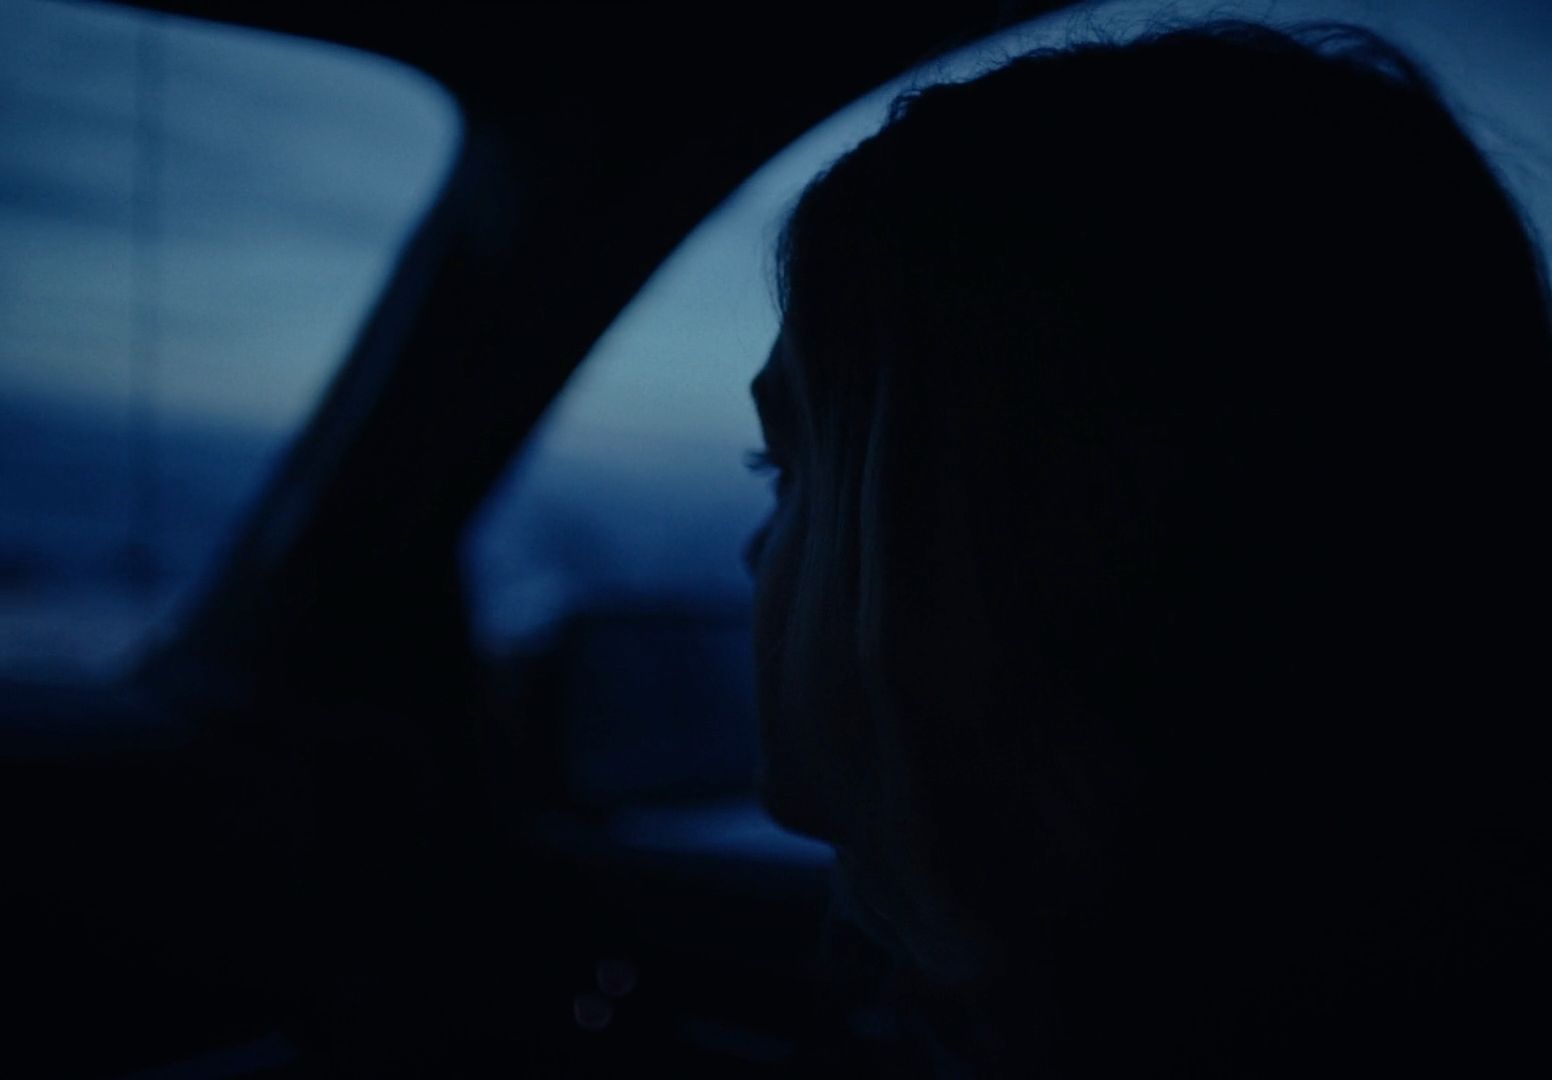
[744,20,1548,1077]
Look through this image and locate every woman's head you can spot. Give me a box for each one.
[747,17,1549,1067]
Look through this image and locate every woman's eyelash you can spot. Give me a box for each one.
[744,448,780,474]
[745,448,792,494]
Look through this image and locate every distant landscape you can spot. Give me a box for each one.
[0,394,275,679]
[0,392,764,683]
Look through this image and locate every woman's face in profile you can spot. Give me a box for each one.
[745,339,1051,982]
[745,340,806,815]
[744,342,995,974]
[745,336,839,842]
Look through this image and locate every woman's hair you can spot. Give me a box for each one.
[775,20,1549,1073]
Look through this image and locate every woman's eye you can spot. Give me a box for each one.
[744,447,789,495]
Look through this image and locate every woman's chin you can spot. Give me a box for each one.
[754,758,837,843]
[834,847,1000,989]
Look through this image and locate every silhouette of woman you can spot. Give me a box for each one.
[745,20,1549,1077]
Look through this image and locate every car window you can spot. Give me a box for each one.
[0,1,459,683]
[460,46,906,817]
[459,9,1102,823]
[463,0,1547,822]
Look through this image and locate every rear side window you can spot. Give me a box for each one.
[0,1,460,681]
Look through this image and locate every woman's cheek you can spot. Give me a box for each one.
[751,496,835,837]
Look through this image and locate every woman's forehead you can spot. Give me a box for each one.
[751,335,795,426]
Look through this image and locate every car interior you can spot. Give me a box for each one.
[2,1,1547,1076]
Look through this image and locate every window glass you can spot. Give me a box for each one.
[462,0,1550,817]
[0,1,460,681]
